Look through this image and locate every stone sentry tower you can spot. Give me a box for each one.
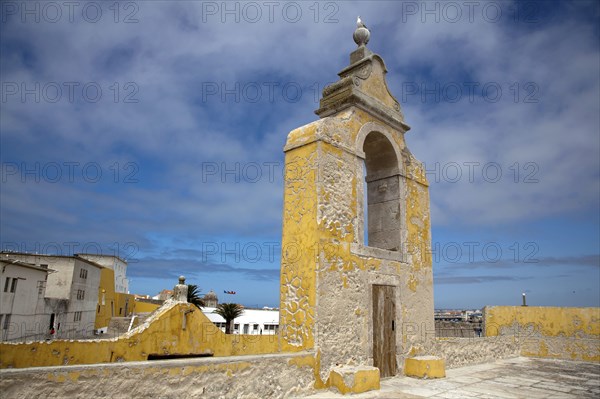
[279,19,434,381]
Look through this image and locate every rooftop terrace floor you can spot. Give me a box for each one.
[302,357,600,398]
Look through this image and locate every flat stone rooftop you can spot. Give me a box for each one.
[302,357,600,398]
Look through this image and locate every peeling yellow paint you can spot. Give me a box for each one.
[485,306,600,362]
[485,306,600,338]
[328,367,380,394]
[280,143,319,352]
[407,274,418,292]
[404,356,445,379]
[287,353,315,369]
[312,350,327,390]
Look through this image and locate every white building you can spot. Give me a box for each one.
[0,259,52,341]
[203,307,279,335]
[76,253,129,293]
[0,252,103,340]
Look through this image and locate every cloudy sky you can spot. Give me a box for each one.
[1,0,598,309]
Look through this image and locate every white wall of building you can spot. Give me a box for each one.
[0,260,50,342]
[76,254,129,293]
[203,307,279,335]
[61,258,101,338]
[0,253,102,340]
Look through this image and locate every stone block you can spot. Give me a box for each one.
[328,365,380,394]
[404,356,446,379]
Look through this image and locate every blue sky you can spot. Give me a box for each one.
[1,1,598,309]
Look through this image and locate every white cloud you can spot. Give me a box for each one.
[1,1,598,303]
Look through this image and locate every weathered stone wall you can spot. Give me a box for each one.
[436,321,482,338]
[411,336,520,369]
[0,352,317,399]
[484,306,600,362]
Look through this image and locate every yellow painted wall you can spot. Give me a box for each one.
[484,306,600,362]
[95,268,136,330]
[1,302,280,369]
[279,141,319,352]
[114,292,135,317]
[134,300,161,313]
[95,267,116,329]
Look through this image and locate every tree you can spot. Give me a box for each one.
[214,303,244,334]
[187,284,205,309]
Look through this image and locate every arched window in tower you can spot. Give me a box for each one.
[362,131,401,251]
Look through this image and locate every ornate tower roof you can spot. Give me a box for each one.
[315,17,409,133]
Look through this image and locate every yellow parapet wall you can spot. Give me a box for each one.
[1,302,280,369]
[484,306,600,362]
[133,299,162,313]
[0,352,319,398]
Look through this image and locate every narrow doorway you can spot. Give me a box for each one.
[372,284,397,377]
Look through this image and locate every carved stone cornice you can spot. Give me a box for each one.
[315,26,410,134]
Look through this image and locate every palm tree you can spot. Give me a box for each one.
[187,284,205,309]
[214,303,244,334]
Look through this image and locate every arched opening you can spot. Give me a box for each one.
[362,132,401,251]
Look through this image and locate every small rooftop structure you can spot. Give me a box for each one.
[203,290,219,307]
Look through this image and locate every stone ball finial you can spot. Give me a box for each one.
[353,16,370,47]
[179,275,185,284]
